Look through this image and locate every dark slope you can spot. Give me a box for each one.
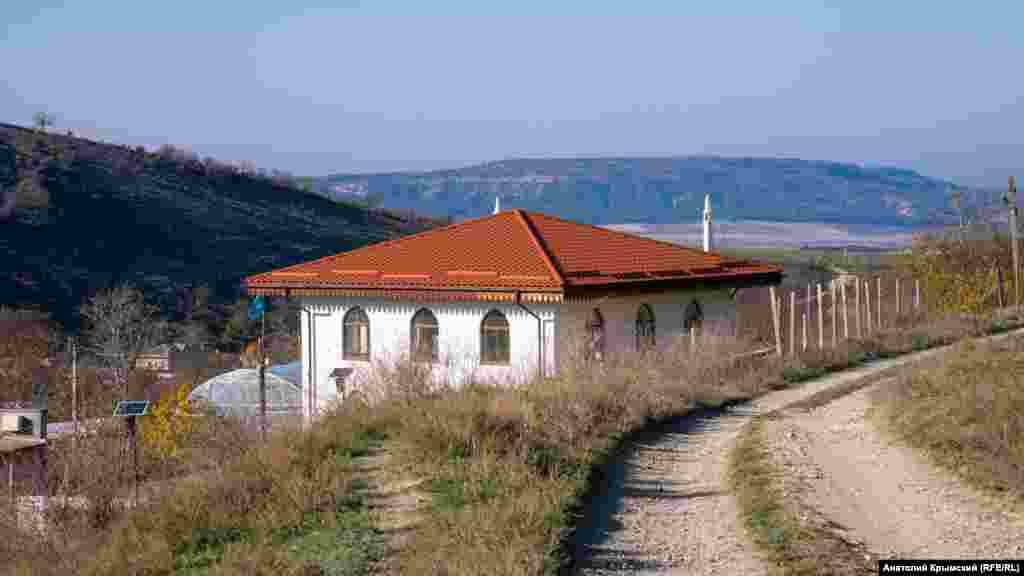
[1,123,438,330]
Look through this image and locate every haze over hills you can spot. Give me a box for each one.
[0,122,440,330]
[316,157,1001,227]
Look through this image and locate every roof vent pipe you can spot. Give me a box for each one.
[494,196,501,215]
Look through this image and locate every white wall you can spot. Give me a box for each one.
[556,287,737,364]
[299,297,557,419]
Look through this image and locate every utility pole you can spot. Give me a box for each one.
[1007,176,1020,307]
[259,355,268,442]
[71,337,78,440]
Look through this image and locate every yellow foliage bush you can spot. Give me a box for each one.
[904,234,1017,316]
[142,382,193,459]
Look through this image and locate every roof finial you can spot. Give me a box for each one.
[494,195,501,215]
[703,193,713,252]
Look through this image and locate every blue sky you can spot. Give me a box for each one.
[2,1,1022,186]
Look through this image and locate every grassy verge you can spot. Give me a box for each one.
[3,407,385,576]
[9,310,1024,576]
[728,418,874,576]
[364,309,1024,575]
[727,317,1024,576]
[871,335,1024,503]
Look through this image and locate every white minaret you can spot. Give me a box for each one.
[494,196,501,215]
[703,193,713,252]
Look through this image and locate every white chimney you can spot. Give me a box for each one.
[703,193,713,252]
[494,196,501,215]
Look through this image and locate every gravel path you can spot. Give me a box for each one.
[572,327,1024,575]
[765,382,1024,560]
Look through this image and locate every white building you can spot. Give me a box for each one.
[245,207,782,423]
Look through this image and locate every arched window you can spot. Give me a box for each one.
[684,299,704,333]
[411,308,439,362]
[480,310,510,365]
[343,307,370,361]
[636,304,656,351]
[586,308,605,361]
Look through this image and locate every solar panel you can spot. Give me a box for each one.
[114,400,150,417]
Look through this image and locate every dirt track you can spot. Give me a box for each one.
[766,382,1024,561]
[573,328,1024,575]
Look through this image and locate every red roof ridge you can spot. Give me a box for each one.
[512,209,565,287]
[520,209,737,262]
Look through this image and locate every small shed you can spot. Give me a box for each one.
[0,408,48,500]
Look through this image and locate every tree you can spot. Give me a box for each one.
[0,308,58,407]
[79,284,167,398]
[32,111,55,133]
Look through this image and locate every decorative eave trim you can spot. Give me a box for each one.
[562,271,784,301]
[246,286,563,303]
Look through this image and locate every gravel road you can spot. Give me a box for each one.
[765,382,1024,560]
[572,327,1024,575]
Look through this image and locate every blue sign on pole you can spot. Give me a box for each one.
[248,296,265,321]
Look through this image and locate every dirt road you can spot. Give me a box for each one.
[572,328,1024,575]
[766,382,1024,561]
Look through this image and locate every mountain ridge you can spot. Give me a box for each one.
[316,156,993,226]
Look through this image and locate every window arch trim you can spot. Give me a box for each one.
[343,307,370,361]
[411,308,440,363]
[480,309,511,365]
[636,303,656,351]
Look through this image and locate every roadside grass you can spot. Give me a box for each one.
[871,335,1024,503]
[1,404,384,576]
[729,418,875,576]
[729,418,818,576]
[8,308,1024,575]
[352,308,1024,575]
[727,313,1024,576]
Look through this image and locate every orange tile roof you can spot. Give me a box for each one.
[245,209,782,295]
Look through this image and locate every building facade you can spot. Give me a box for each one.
[246,208,782,423]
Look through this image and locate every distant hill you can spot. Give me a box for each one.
[0,123,441,330]
[316,157,999,226]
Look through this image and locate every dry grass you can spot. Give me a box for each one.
[871,335,1024,502]
[728,418,875,576]
[1,405,382,576]
[6,302,1024,575]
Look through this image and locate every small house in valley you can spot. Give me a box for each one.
[245,203,782,422]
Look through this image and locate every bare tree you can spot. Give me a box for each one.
[79,284,167,398]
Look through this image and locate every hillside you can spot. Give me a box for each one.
[0,123,440,330]
[317,157,997,226]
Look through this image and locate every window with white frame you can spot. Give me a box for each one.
[411,308,439,362]
[636,304,656,351]
[342,307,370,361]
[480,310,510,364]
[684,299,704,333]
[586,308,605,361]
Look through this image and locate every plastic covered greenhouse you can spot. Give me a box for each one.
[188,362,302,418]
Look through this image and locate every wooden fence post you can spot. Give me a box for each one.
[831,279,837,348]
[855,278,862,338]
[802,312,808,352]
[817,283,824,349]
[876,277,882,330]
[841,280,849,341]
[769,286,782,357]
[896,277,902,317]
[865,280,872,335]
[996,267,1006,309]
[789,291,796,357]
[806,283,812,347]
[914,279,921,312]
